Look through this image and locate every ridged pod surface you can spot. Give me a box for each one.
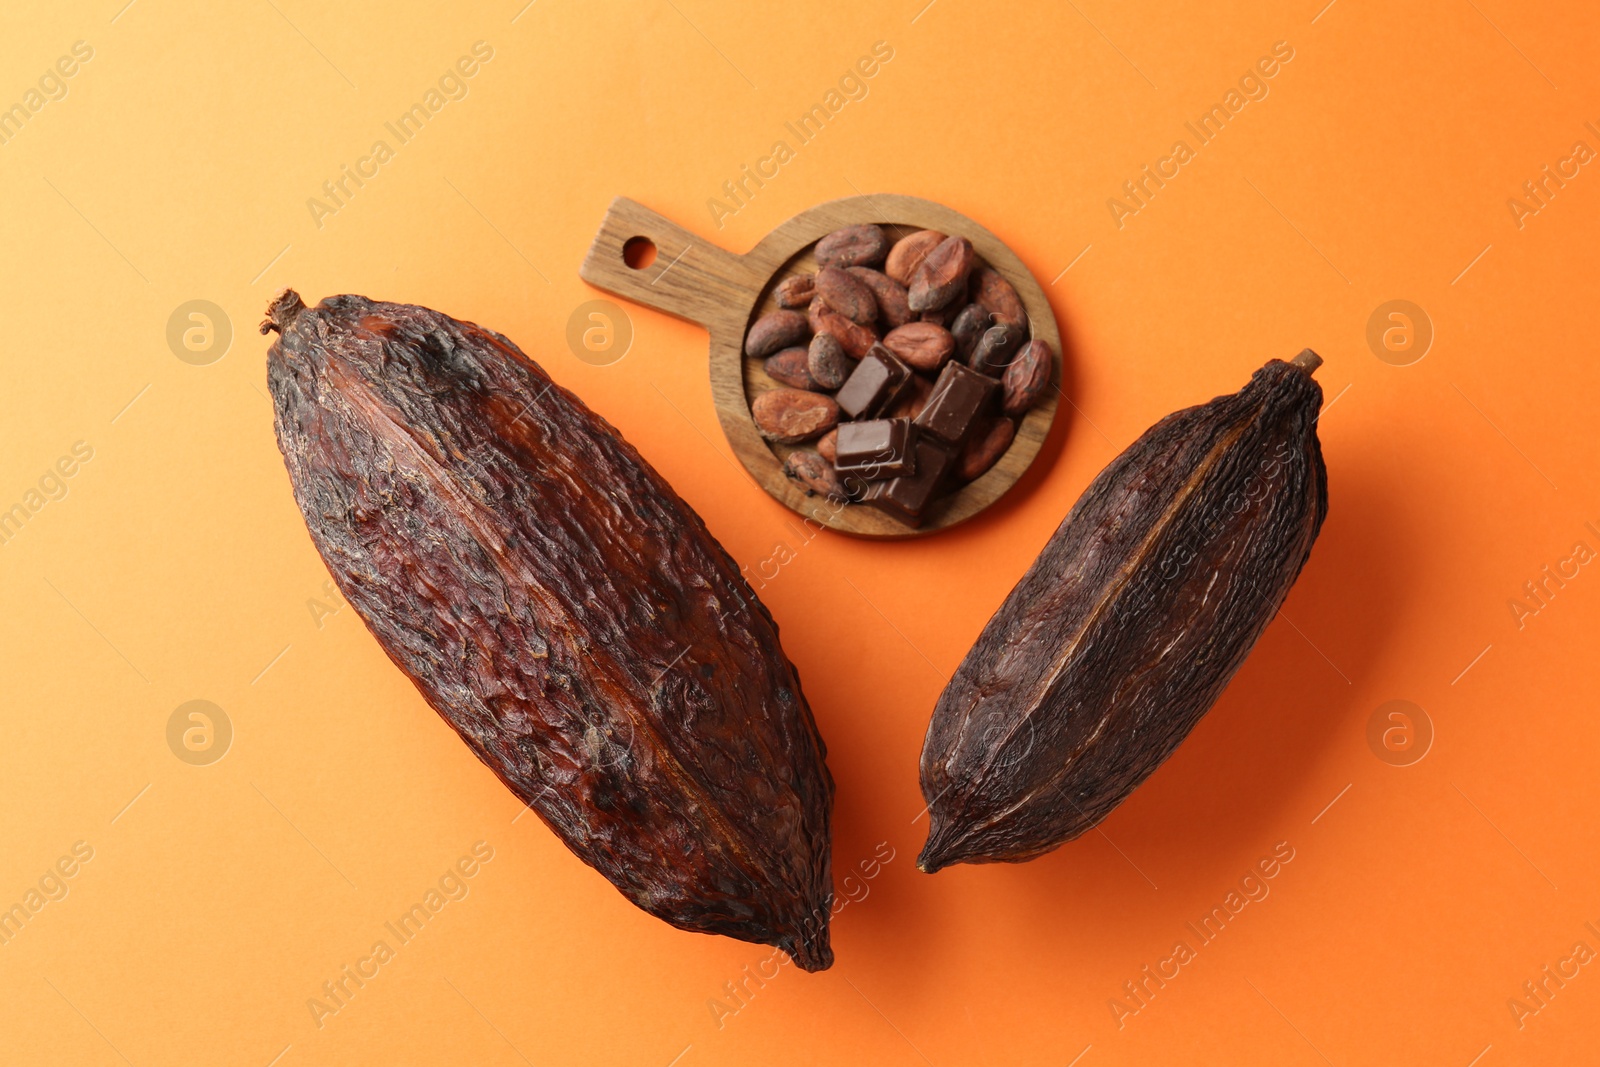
[919,354,1328,871]
[264,291,835,968]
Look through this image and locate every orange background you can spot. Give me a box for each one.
[3,1,1598,1064]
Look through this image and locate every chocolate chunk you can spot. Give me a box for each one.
[834,418,916,479]
[834,345,913,420]
[864,438,956,527]
[915,362,998,446]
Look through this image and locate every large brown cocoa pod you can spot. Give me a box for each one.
[918,353,1329,872]
[263,290,836,969]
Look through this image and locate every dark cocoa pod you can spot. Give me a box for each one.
[882,322,956,374]
[885,229,946,286]
[814,266,878,326]
[765,346,818,390]
[263,290,835,968]
[908,236,975,313]
[774,273,816,309]
[746,310,810,359]
[918,353,1329,872]
[807,333,854,391]
[847,266,913,328]
[950,303,990,361]
[1001,339,1052,416]
[958,417,1015,481]
[815,224,888,268]
[972,267,1026,331]
[752,388,839,443]
[784,450,848,501]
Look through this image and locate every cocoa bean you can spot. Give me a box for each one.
[885,374,935,419]
[746,310,810,359]
[816,427,838,463]
[950,304,990,360]
[815,266,878,326]
[957,417,1015,481]
[765,346,818,390]
[1001,340,1052,416]
[751,388,839,443]
[969,322,1028,377]
[813,304,879,359]
[784,450,849,501]
[807,333,854,391]
[972,267,1026,331]
[847,267,913,328]
[815,224,889,268]
[908,236,975,313]
[774,273,816,309]
[882,322,956,373]
[885,229,946,286]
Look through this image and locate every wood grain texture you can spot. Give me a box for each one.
[580,195,1061,538]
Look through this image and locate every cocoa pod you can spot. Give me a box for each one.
[972,268,1026,331]
[950,304,990,361]
[908,236,975,313]
[784,450,848,501]
[765,346,819,390]
[882,322,956,374]
[807,333,854,391]
[815,266,878,326]
[847,266,913,328]
[816,427,838,463]
[969,323,1028,377]
[775,273,816,309]
[812,303,879,360]
[1001,340,1052,416]
[917,353,1329,872]
[746,310,810,359]
[752,388,839,443]
[263,290,835,969]
[885,229,946,286]
[815,224,888,269]
[958,417,1015,481]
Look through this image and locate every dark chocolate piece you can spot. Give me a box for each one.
[834,418,916,479]
[915,362,998,446]
[834,344,912,420]
[864,438,956,526]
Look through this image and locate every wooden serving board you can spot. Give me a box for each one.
[578,194,1062,538]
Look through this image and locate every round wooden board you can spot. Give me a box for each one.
[579,194,1062,538]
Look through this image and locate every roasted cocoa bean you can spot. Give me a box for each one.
[1001,340,1052,416]
[816,427,839,463]
[746,309,810,359]
[885,373,935,420]
[950,304,990,361]
[263,290,835,969]
[908,236,976,313]
[882,322,956,374]
[847,267,913,328]
[813,304,879,360]
[765,346,818,390]
[815,266,878,326]
[815,224,889,269]
[885,229,946,286]
[917,353,1329,872]
[972,268,1026,331]
[958,417,1015,482]
[784,450,849,501]
[807,333,854,391]
[969,322,1027,377]
[752,388,839,443]
[774,273,816,309]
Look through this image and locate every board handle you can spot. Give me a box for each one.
[578,197,758,333]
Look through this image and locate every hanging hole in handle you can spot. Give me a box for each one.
[622,237,657,270]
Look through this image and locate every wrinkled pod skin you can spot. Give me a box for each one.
[918,353,1328,872]
[263,291,835,968]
